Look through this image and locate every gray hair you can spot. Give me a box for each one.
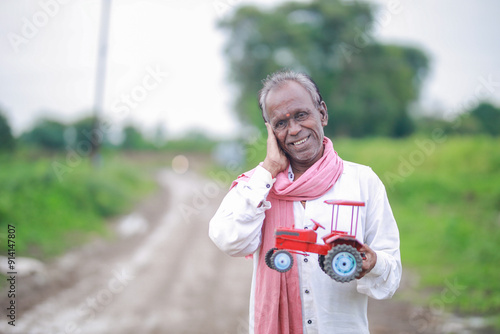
[258,70,323,122]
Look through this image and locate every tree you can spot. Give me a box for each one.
[120,125,151,150]
[469,102,500,136]
[72,116,97,144]
[0,111,15,152]
[20,118,67,150]
[219,0,429,137]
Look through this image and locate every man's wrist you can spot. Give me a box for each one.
[254,165,275,184]
[242,165,275,209]
[262,159,281,178]
[368,250,387,277]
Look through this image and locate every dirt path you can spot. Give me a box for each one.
[0,168,493,334]
[0,170,251,334]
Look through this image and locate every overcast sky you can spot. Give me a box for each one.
[0,0,499,138]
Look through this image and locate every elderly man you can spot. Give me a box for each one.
[209,70,401,334]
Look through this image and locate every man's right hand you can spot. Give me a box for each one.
[262,123,289,178]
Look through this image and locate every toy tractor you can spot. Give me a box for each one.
[265,200,366,283]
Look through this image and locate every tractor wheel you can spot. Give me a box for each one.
[318,254,327,274]
[265,248,277,269]
[270,250,294,273]
[324,244,362,283]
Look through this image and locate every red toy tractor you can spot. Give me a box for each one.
[265,200,366,283]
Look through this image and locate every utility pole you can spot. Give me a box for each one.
[90,0,112,165]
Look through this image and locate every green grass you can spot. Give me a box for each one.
[0,151,155,259]
[245,135,500,315]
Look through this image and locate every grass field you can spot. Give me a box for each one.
[245,134,500,315]
[0,151,155,259]
[335,135,500,314]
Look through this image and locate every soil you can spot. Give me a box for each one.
[0,166,495,334]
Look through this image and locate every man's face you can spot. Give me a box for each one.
[265,81,328,170]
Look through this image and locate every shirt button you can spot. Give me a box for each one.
[304,258,308,263]
[307,320,312,324]
[266,184,270,188]
[305,289,310,294]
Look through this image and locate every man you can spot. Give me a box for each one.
[209,70,401,334]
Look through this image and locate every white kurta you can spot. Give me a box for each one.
[209,161,401,334]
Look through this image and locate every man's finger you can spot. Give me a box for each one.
[265,122,275,141]
[265,122,279,152]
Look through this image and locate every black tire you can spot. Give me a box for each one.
[324,244,362,283]
[318,254,327,274]
[270,250,294,273]
[265,248,277,269]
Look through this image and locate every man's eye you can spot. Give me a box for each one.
[275,121,286,129]
[296,112,308,120]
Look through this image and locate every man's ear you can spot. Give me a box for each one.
[319,101,328,127]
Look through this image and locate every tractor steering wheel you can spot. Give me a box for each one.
[310,219,325,231]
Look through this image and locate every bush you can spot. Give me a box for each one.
[0,153,155,258]
[0,111,15,152]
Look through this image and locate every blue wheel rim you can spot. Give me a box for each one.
[332,252,356,276]
[274,252,292,271]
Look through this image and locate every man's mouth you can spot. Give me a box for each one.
[291,136,309,146]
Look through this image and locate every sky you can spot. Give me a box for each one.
[0,0,499,139]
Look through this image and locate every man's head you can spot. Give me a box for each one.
[258,71,324,122]
[258,70,329,171]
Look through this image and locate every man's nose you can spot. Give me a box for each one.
[288,119,301,135]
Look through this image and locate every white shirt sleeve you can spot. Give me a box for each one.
[209,165,275,257]
[356,171,402,300]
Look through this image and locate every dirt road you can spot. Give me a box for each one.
[0,168,493,334]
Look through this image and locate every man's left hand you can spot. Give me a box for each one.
[357,244,377,279]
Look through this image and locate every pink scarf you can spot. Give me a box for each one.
[233,137,344,333]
